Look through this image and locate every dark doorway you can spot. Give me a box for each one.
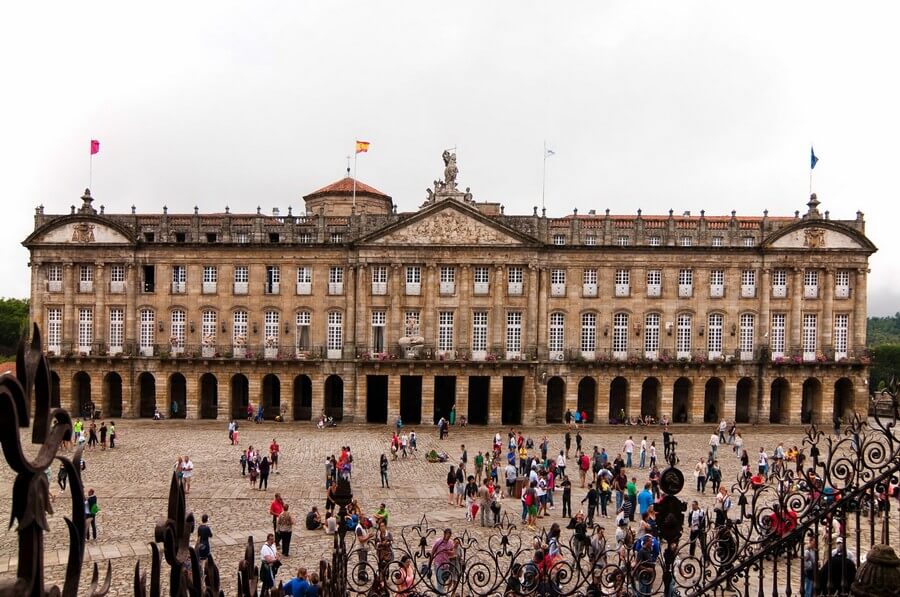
[736,378,753,423]
[609,377,628,422]
[501,376,523,425]
[293,375,312,421]
[367,375,388,423]
[673,378,691,423]
[546,377,565,423]
[200,373,218,419]
[770,378,790,424]
[103,372,122,418]
[703,378,723,423]
[262,374,281,419]
[468,376,489,425]
[73,371,92,418]
[169,373,187,419]
[400,376,423,425]
[801,378,823,424]
[577,377,596,423]
[139,372,156,418]
[834,378,854,422]
[434,376,456,424]
[325,375,344,421]
[231,374,249,420]
[50,371,61,409]
[641,378,661,420]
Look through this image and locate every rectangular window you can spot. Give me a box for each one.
[142,265,156,293]
[743,236,755,247]
[678,269,693,297]
[710,269,725,298]
[584,235,596,246]
[264,311,280,357]
[202,266,218,293]
[201,311,217,356]
[739,313,755,360]
[473,266,490,295]
[616,235,630,247]
[171,265,186,294]
[550,268,566,297]
[804,270,819,299]
[331,232,343,244]
[438,311,454,353]
[506,312,522,358]
[582,268,598,297]
[175,232,186,243]
[139,309,155,356]
[835,270,851,299]
[707,313,723,359]
[109,265,126,293]
[234,265,249,295]
[612,312,629,360]
[771,313,786,358]
[772,269,788,298]
[266,266,280,294]
[47,308,62,352]
[834,314,849,359]
[170,310,186,354]
[298,232,313,244]
[233,311,248,357]
[508,267,524,296]
[553,234,566,246]
[740,269,756,298]
[581,312,597,357]
[680,235,692,247]
[371,266,387,295]
[371,310,386,354]
[644,313,660,359]
[549,312,565,359]
[269,233,280,244]
[614,269,630,297]
[471,311,488,358]
[405,266,421,295]
[78,308,93,354]
[236,232,250,243]
[439,266,456,295]
[803,313,817,361]
[296,312,311,352]
[329,266,344,295]
[646,269,661,297]
[648,236,661,247]
[712,236,723,247]
[676,314,692,359]
[296,266,312,295]
[47,264,63,292]
[206,232,218,243]
[79,264,94,293]
[327,312,343,358]
[108,308,124,354]
[144,231,155,242]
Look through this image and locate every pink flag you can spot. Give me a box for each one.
[90,140,100,155]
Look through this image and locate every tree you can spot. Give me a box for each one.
[0,298,29,356]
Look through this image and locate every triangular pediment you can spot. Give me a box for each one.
[765,221,875,252]
[24,216,134,246]
[362,201,534,246]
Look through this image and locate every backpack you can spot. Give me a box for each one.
[580,455,590,471]
[524,491,534,507]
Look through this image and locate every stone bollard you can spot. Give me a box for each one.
[851,544,900,596]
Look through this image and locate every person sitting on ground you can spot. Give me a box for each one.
[325,511,338,535]
[306,506,323,530]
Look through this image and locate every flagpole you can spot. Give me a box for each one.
[89,152,93,191]
[542,140,547,212]
[352,149,358,214]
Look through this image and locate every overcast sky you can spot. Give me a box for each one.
[2,2,898,315]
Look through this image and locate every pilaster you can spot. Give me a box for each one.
[853,268,868,354]
[421,374,435,425]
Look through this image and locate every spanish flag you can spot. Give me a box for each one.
[355,140,370,154]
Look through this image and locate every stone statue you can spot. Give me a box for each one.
[398,315,425,358]
[425,188,434,203]
[463,187,473,203]
[442,150,458,188]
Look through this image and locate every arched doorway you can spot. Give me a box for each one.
[50,371,61,409]
[324,375,344,421]
[73,372,92,418]
[231,374,249,420]
[577,377,596,423]
[200,373,218,419]
[672,378,691,423]
[546,377,565,423]
[801,378,823,424]
[169,373,187,419]
[735,378,753,423]
[834,378,854,423]
[641,378,660,420]
[293,375,312,421]
[366,375,388,424]
[770,378,790,424]
[138,372,156,418]
[262,374,281,419]
[609,377,628,422]
[103,372,123,418]
[703,378,724,423]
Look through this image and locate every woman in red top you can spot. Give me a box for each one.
[269,493,285,545]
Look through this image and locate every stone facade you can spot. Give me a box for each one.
[23,169,876,426]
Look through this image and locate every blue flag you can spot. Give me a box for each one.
[811,146,819,170]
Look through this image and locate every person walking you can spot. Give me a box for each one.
[259,455,271,490]
[182,455,194,494]
[87,421,98,450]
[197,514,213,565]
[270,439,280,474]
[84,488,99,541]
[277,505,295,557]
[708,432,719,461]
[695,458,708,493]
[639,437,647,469]
[380,454,389,488]
[108,422,117,449]
[623,436,635,468]
[582,483,599,525]
[269,493,285,543]
[561,476,572,518]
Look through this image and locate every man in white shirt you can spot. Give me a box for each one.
[259,533,280,590]
[623,437,635,468]
[639,437,647,469]
[708,433,719,461]
[556,451,567,478]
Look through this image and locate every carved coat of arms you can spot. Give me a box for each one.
[71,223,95,243]
[804,227,825,248]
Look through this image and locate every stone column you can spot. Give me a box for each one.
[757,374,771,423]
[456,375,469,422]
[853,268,868,354]
[94,263,106,347]
[790,268,803,354]
[627,374,641,418]
[722,379,737,421]
[387,373,401,424]
[355,265,367,354]
[29,260,42,343]
[63,263,75,346]
[308,371,323,418]
[422,374,435,425]
[537,268,549,359]
[822,268,834,355]
[522,375,537,425]
[660,376,674,422]
[527,264,539,357]
[488,375,503,425]
[689,376,704,423]
[186,373,199,419]
[787,379,803,425]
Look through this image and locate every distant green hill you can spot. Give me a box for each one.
[868,313,900,346]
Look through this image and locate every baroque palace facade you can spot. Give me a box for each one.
[24,153,876,426]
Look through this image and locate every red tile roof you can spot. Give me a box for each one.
[304,177,391,200]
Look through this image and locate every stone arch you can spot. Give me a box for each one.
[262,374,281,419]
[673,377,692,423]
[102,372,123,419]
[168,373,187,419]
[546,377,565,423]
[735,377,754,423]
[138,372,156,418]
[801,377,823,424]
[50,371,61,409]
[293,375,312,421]
[325,375,344,421]
[703,378,724,424]
[641,377,661,420]
[199,373,218,420]
[230,374,249,420]
[770,378,790,424]
[609,377,628,422]
[73,371,92,418]
[834,378,854,423]
[577,377,597,423]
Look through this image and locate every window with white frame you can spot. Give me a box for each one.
[140,309,155,355]
[295,311,311,352]
[265,265,280,294]
[772,269,788,298]
[438,311,454,353]
[171,265,186,294]
[405,266,421,295]
[264,311,280,352]
[614,269,630,297]
[549,312,565,359]
[47,264,63,292]
[644,313,660,359]
[553,234,566,246]
[802,313,817,360]
[834,314,849,359]
[327,311,343,358]
[804,270,819,299]
[170,310,186,353]
[202,266,218,293]
[582,268,598,297]
[506,312,522,358]
[235,231,249,243]
[710,269,725,297]
[743,236,755,247]
[741,269,756,298]
[79,264,94,292]
[439,266,456,295]
[371,310,386,354]
[329,266,344,295]
[550,268,566,297]
[648,236,661,247]
[508,267,524,296]
[739,313,755,360]
[584,235,596,246]
[404,311,420,338]
[78,308,94,352]
[201,310,217,354]
[109,265,126,293]
[680,235,692,247]
[835,270,850,299]
[330,232,343,244]
[678,269,693,297]
[47,308,62,352]
[707,313,723,359]
[676,314,692,359]
[298,232,313,244]
[711,236,723,247]
[646,269,661,297]
[296,266,312,295]
[771,313,786,358]
[233,311,248,353]
[108,308,124,353]
[371,266,387,295]
[471,311,488,357]
[616,235,630,247]
[612,312,629,359]
[473,266,490,295]
[234,266,249,294]
[581,312,597,357]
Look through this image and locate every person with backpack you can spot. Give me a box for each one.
[599,474,612,518]
[714,486,732,527]
[688,500,707,557]
[84,488,99,541]
[581,483,599,525]
[197,514,213,565]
